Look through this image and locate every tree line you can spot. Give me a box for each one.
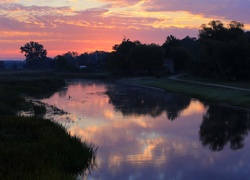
[19,20,250,80]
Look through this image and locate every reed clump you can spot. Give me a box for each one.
[0,71,96,179]
[0,116,96,179]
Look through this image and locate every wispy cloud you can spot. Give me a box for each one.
[98,0,143,7]
[142,0,250,23]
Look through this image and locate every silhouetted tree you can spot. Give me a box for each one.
[180,36,200,70]
[180,36,199,54]
[106,38,141,74]
[76,51,108,72]
[246,31,250,63]
[196,20,250,80]
[0,61,5,70]
[127,44,165,75]
[20,41,47,69]
[170,47,190,71]
[162,35,180,58]
[162,35,190,71]
[199,20,227,41]
[77,52,89,66]
[246,31,250,44]
[62,51,78,69]
[54,55,68,70]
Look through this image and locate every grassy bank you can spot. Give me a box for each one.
[0,70,66,114]
[0,116,96,179]
[119,77,250,109]
[180,74,250,89]
[0,71,96,179]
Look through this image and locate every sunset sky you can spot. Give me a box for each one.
[1,0,250,60]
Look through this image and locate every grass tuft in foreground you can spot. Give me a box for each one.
[0,116,97,180]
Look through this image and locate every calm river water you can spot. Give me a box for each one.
[40,80,250,180]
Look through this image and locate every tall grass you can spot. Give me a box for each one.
[0,71,97,179]
[0,116,97,179]
[0,72,66,115]
[32,103,47,117]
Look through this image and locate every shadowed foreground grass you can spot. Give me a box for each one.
[0,71,96,179]
[120,77,250,109]
[0,72,66,115]
[0,116,96,180]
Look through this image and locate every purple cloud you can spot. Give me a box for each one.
[143,0,250,24]
[98,0,143,7]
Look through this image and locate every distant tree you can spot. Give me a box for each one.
[196,20,250,80]
[162,35,191,72]
[162,35,180,58]
[170,47,190,71]
[63,51,78,60]
[54,55,68,70]
[246,31,250,44]
[61,51,78,70]
[20,41,47,68]
[77,52,89,66]
[0,61,5,70]
[76,51,108,72]
[199,20,226,41]
[246,31,250,59]
[127,44,165,75]
[106,38,141,74]
[180,36,200,72]
[180,36,200,57]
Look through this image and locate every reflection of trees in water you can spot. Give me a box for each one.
[199,105,250,151]
[58,87,68,98]
[105,84,191,120]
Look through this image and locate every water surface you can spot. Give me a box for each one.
[40,80,250,180]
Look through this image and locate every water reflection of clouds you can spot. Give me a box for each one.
[40,81,250,179]
[180,100,206,117]
[68,111,205,179]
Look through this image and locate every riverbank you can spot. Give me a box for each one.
[118,76,250,110]
[0,71,96,179]
[1,70,250,178]
[0,116,96,179]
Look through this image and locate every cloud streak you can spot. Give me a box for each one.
[143,0,250,23]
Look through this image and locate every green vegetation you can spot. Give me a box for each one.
[0,71,96,179]
[0,71,65,115]
[0,116,96,180]
[181,74,250,89]
[32,103,47,117]
[119,77,250,109]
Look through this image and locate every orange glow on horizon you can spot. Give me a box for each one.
[1,1,249,60]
